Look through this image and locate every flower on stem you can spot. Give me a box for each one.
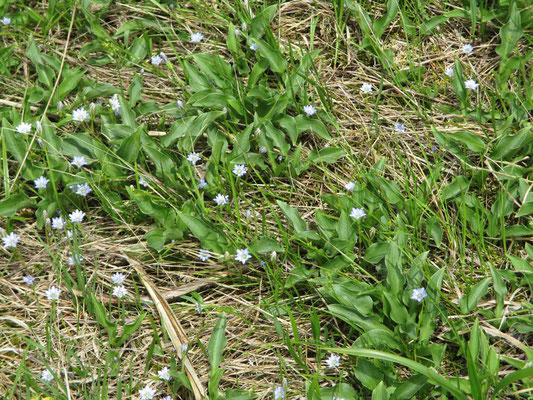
[41,369,54,382]
[232,164,247,177]
[69,209,85,223]
[235,248,251,264]
[16,122,32,135]
[361,83,373,94]
[198,249,210,261]
[326,353,341,368]
[75,183,92,197]
[187,152,201,165]
[151,54,163,66]
[303,105,316,116]
[112,285,128,299]
[190,32,204,43]
[52,216,65,230]
[344,181,355,191]
[2,232,19,249]
[71,156,88,168]
[464,79,479,90]
[139,385,156,400]
[34,176,49,189]
[462,44,473,54]
[158,367,171,381]
[45,286,61,301]
[23,275,35,285]
[350,207,366,220]
[445,66,454,77]
[273,386,285,399]
[411,287,427,302]
[72,107,89,122]
[214,194,229,206]
[111,272,126,285]
[394,123,406,133]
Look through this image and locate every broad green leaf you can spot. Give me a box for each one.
[114,313,146,347]
[372,381,390,400]
[249,5,277,38]
[460,277,491,314]
[0,193,36,216]
[448,131,486,152]
[491,126,533,160]
[256,40,287,73]
[208,313,227,372]
[277,201,307,233]
[355,358,384,390]
[90,293,117,340]
[373,0,398,39]
[329,347,469,400]
[441,176,469,201]
[308,147,345,163]
[227,23,240,54]
[250,237,283,254]
[392,374,428,400]
[55,68,85,101]
[364,243,390,264]
[496,2,522,59]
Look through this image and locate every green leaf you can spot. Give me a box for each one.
[128,74,143,107]
[516,201,533,217]
[90,293,117,341]
[328,347,469,400]
[114,313,146,347]
[460,277,491,314]
[55,68,85,101]
[392,374,428,400]
[355,358,384,390]
[364,243,390,264]
[491,126,533,160]
[178,212,228,252]
[294,115,331,140]
[495,2,522,59]
[227,23,241,54]
[451,60,467,111]
[250,5,277,38]
[277,201,307,233]
[208,313,227,372]
[372,381,390,400]
[256,40,287,73]
[225,389,258,400]
[308,147,345,163]
[250,237,283,254]
[441,176,469,201]
[373,0,398,39]
[0,193,36,216]
[448,131,486,152]
[145,228,166,252]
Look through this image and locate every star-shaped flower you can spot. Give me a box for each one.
[350,207,366,220]
[16,122,32,135]
[34,176,49,189]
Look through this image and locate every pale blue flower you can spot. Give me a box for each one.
[2,232,19,248]
[190,32,204,43]
[411,287,427,302]
[34,176,49,189]
[235,248,251,264]
[350,207,366,220]
[303,105,316,116]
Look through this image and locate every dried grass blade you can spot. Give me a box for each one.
[124,255,207,399]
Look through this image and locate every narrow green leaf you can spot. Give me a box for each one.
[208,313,227,372]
